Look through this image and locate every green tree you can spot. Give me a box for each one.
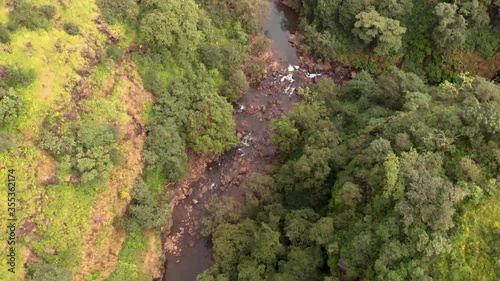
[188,92,237,154]
[96,0,139,23]
[75,146,115,183]
[353,9,407,56]
[251,224,285,265]
[338,0,367,31]
[139,0,201,53]
[309,217,335,245]
[301,25,342,63]
[38,129,75,156]
[375,0,413,19]
[284,208,320,246]
[142,122,188,181]
[78,121,118,149]
[212,220,256,273]
[276,246,324,281]
[220,69,248,103]
[271,116,300,157]
[126,177,169,229]
[433,3,467,49]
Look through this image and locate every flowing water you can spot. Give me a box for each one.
[162,1,301,280]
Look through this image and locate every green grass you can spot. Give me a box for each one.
[0,1,142,280]
[107,229,152,281]
[435,189,500,280]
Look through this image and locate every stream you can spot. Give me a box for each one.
[162,1,305,280]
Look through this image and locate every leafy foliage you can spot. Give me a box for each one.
[8,0,53,30]
[292,0,499,82]
[0,23,11,43]
[353,10,407,56]
[0,87,24,126]
[63,22,80,35]
[124,178,169,230]
[96,0,139,24]
[26,262,72,281]
[142,122,188,181]
[201,71,500,281]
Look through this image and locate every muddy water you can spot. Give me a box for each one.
[162,1,300,281]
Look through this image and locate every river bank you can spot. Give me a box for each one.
[158,1,355,280]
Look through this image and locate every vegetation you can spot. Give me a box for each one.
[201,72,500,280]
[293,0,499,82]
[0,0,497,280]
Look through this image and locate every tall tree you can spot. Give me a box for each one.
[353,9,407,56]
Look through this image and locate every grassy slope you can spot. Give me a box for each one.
[436,189,500,280]
[0,1,160,280]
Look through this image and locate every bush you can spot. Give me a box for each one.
[199,43,223,70]
[0,132,16,152]
[142,70,164,95]
[251,34,271,56]
[106,45,125,62]
[220,69,248,102]
[96,0,140,24]
[26,262,72,281]
[74,146,115,184]
[0,23,10,43]
[63,22,80,35]
[38,129,75,156]
[142,122,188,181]
[40,5,57,20]
[77,121,118,149]
[8,1,49,30]
[125,177,169,229]
[245,59,266,78]
[0,87,24,126]
[3,65,36,87]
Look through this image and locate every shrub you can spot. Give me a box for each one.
[8,1,49,30]
[220,69,248,102]
[0,87,24,126]
[0,132,16,152]
[0,23,10,43]
[77,121,118,149]
[199,43,223,70]
[4,65,36,87]
[26,262,72,281]
[245,58,266,78]
[63,22,80,35]
[142,122,188,181]
[251,34,271,56]
[96,0,140,24]
[125,178,169,229]
[40,5,57,20]
[38,129,75,156]
[106,45,125,62]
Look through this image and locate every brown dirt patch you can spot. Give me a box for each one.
[445,51,500,79]
[142,230,161,278]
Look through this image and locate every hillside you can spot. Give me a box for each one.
[0,1,498,281]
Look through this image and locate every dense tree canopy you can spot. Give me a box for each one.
[201,71,500,281]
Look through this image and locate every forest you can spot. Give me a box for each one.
[0,0,498,281]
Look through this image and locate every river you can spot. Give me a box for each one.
[162,1,301,280]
